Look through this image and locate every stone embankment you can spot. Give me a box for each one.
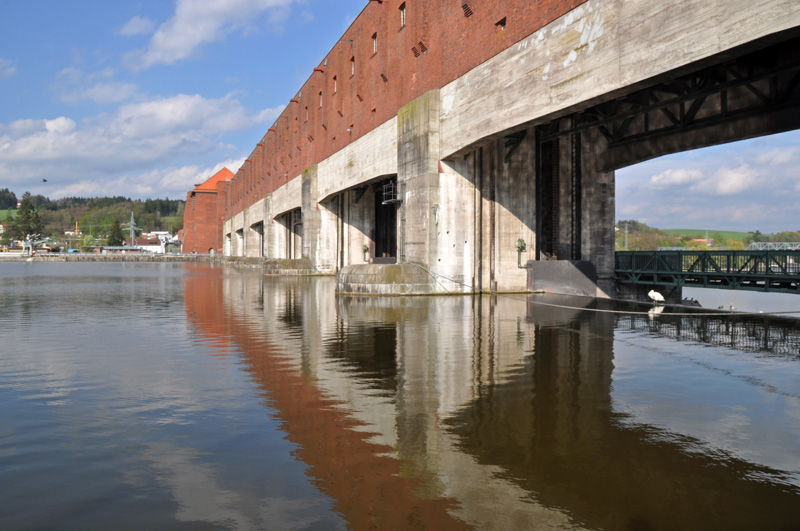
[0,253,325,272]
[0,253,213,263]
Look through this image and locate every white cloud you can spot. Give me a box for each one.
[80,82,139,104]
[649,168,703,189]
[45,117,77,135]
[118,16,156,36]
[0,94,280,198]
[699,164,760,196]
[48,158,246,200]
[126,0,297,70]
[0,57,17,79]
[648,164,761,196]
[54,67,139,105]
[103,94,282,138]
[755,146,800,166]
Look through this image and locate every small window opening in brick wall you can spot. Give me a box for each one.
[372,33,378,54]
[350,56,355,76]
[333,76,337,93]
[496,17,506,30]
[462,3,473,17]
[399,3,406,27]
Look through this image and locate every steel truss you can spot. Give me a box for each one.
[615,250,800,294]
[542,39,800,144]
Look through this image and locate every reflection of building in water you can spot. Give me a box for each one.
[185,271,800,530]
[617,313,800,357]
[185,270,473,529]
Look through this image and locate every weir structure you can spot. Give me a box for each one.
[198,0,800,296]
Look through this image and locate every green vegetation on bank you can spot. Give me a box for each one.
[1,192,184,245]
[616,220,800,251]
[664,229,751,242]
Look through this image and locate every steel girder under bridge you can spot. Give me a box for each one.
[615,250,800,294]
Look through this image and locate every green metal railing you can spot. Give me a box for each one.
[615,250,800,294]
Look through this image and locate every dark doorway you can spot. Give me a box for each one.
[536,132,559,260]
[374,178,398,263]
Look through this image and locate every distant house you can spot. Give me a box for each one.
[182,168,233,254]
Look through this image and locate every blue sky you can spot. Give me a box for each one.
[0,1,797,233]
[0,0,366,200]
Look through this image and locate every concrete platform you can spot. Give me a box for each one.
[336,264,436,296]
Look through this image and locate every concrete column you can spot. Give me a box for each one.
[580,126,616,296]
[397,90,440,266]
[493,129,536,292]
[262,194,275,259]
[316,196,340,273]
[301,165,319,266]
[223,219,232,257]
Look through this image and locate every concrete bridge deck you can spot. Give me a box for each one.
[210,0,800,298]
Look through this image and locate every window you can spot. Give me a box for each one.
[372,33,378,54]
[399,3,406,28]
[350,56,355,76]
[333,76,337,93]
[319,91,323,107]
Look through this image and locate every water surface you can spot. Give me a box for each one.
[1,262,799,530]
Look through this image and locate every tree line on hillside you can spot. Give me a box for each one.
[616,220,800,250]
[1,191,184,247]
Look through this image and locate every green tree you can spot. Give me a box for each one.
[1,210,14,246]
[0,188,17,209]
[107,216,124,246]
[13,192,44,240]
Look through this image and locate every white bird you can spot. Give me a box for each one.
[648,290,665,304]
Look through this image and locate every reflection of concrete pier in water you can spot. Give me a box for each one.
[450,295,800,530]
[185,271,800,530]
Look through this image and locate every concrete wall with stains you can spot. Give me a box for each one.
[218,0,800,295]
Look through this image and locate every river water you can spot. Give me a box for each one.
[1,262,799,530]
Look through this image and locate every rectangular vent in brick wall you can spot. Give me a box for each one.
[462,3,473,17]
[412,46,420,57]
[380,73,388,82]
[418,41,427,53]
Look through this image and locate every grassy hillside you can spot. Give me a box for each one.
[665,229,751,241]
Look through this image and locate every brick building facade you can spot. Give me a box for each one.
[223,0,586,219]
[182,167,233,254]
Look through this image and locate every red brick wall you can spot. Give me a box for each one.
[226,0,587,219]
[183,190,224,253]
